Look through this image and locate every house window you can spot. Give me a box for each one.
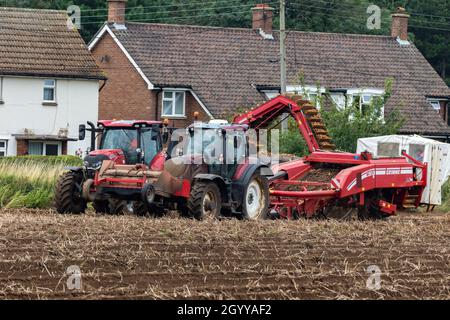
[162,91,185,117]
[353,94,383,118]
[43,80,56,102]
[428,99,441,111]
[0,140,7,157]
[28,141,61,156]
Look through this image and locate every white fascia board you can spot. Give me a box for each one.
[89,25,154,90]
[286,85,326,93]
[347,88,385,95]
[189,90,214,119]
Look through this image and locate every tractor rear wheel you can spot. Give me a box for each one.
[54,171,87,214]
[188,181,222,220]
[242,173,269,220]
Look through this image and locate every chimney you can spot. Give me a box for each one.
[108,0,127,25]
[391,7,410,41]
[252,4,274,35]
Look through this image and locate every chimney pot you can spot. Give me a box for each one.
[108,0,127,25]
[252,4,274,35]
[391,7,410,41]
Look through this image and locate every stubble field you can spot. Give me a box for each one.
[0,209,448,300]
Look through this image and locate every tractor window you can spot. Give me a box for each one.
[186,129,223,162]
[141,129,161,164]
[101,129,139,164]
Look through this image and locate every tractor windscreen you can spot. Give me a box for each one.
[101,129,159,164]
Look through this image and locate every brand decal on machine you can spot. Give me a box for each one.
[347,168,414,191]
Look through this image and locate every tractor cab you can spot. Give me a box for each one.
[79,120,168,174]
[183,122,249,179]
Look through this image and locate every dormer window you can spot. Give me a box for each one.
[428,99,441,111]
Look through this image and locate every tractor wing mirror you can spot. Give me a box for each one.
[79,124,86,141]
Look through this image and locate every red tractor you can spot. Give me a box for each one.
[54,120,169,215]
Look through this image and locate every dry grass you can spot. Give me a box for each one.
[0,209,448,300]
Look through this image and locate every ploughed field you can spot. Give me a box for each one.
[0,209,448,300]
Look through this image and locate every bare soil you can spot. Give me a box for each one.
[0,209,448,300]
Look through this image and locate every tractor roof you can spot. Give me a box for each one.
[98,120,162,128]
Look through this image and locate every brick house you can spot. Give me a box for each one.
[89,1,450,140]
[0,7,105,157]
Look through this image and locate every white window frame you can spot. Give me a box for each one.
[0,139,7,157]
[28,141,61,156]
[161,90,186,118]
[43,79,56,103]
[428,99,441,111]
[347,88,385,119]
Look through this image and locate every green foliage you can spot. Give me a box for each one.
[321,78,404,152]
[279,121,309,157]
[441,179,450,213]
[0,156,78,208]
[281,77,404,155]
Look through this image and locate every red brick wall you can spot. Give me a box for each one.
[16,140,28,156]
[91,31,211,127]
[91,33,155,121]
[155,91,210,128]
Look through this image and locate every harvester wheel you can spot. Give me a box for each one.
[242,173,269,220]
[132,201,149,217]
[93,199,125,215]
[188,181,222,220]
[54,171,87,214]
[358,191,388,220]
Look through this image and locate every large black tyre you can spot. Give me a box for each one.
[188,181,222,220]
[122,201,149,217]
[54,171,87,214]
[93,199,125,215]
[241,173,269,220]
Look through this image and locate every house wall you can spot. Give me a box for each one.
[0,76,99,156]
[91,32,210,128]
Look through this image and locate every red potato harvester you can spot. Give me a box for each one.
[234,94,427,219]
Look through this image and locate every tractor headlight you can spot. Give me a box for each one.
[84,160,102,170]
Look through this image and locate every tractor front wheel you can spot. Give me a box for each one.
[54,171,87,214]
[188,181,222,220]
[242,173,269,220]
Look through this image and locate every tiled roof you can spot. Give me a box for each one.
[109,23,450,135]
[0,7,105,79]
